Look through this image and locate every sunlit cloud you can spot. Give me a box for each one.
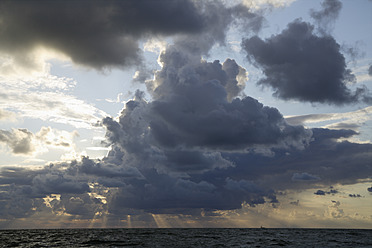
[0,74,107,129]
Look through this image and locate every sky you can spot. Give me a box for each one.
[0,0,371,229]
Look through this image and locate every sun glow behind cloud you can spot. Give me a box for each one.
[0,0,371,229]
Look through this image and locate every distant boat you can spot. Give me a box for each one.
[260,226,266,229]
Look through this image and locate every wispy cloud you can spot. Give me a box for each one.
[0,73,107,129]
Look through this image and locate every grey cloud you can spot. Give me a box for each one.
[0,163,91,218]
[53,193,103,218]
[109,171,276,212]
[80,156,144,179]
[0,127,76,155]
[207,128,371,193]
[170,2,264,57]
[0,126,371,218]
[102,46,312,178]
[1,0,372,219]
[348,194,361,198]
[144,44,311,152]
[97,40,313,211]
[151,95,310,150]
[1,84,371,218]
[369,65,372,76]
[291,172,320,181]
[242,20,371,105]
[0,128,34,154]
[314,188,338,196]
[32,172,90,195]
[310,0,342,34]
[98,36,368,213]
[0,0,203,69]
[0,0,263,70]
[314,190,326,195]
[368,187,372,193]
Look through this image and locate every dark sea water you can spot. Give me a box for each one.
[0,228,371,247]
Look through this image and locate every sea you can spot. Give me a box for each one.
[0,228,371,247]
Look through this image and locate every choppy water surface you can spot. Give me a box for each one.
[0,228,371,247]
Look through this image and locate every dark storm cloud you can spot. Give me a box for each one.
[201,128,371,192]
[105,126,371,212]
[0,163,92,218]
[80,156,144,179]
[102,42,312,173]
[32,172,89,195]
[242,20,371,105]
[4,38,371,218]
[142,42,312,152]
[89,37,313,211]
[0,0,263,70]
[109,171,277,212]
[0,125,371,218]
[367,187,372,193]
[0,0,202,69]
[310,0,342,34]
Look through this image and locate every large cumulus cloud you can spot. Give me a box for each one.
[242,19,371,105]
[96,39,314,212]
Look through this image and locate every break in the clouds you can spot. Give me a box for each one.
[0,0,262,70]
[242,19,371,105]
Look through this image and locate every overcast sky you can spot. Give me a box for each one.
[0,0,371,229]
